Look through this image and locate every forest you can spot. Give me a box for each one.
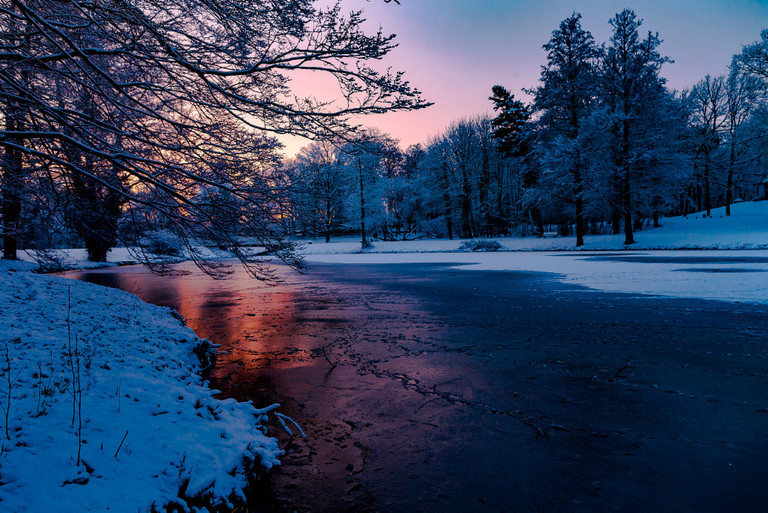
[1,3,767,270]
[283,12,768,248]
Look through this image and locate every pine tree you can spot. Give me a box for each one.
[602,9,669,244]
[532,13,600,246]
[489,86,537,235]
[489,86,530,158]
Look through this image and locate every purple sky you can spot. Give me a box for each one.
[281,0,768,155]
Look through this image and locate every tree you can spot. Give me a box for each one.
[732,29,768,83]
[531,13,600,246]
[289,141,348,243]
[489,86,531,236]
[725,64,766,214]
[337,131,397,247]
[690,75,727,216]
[602,9,669,244]
[0,0,428,275]
[489,86,529,158]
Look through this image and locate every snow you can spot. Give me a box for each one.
[0,201,764,510]
[297,201,768,254]
[18,201,767,268]
[0,260,281,512]
[305,249,768,304]
[301,201,768,304]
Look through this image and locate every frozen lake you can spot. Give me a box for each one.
[67,253,768,512]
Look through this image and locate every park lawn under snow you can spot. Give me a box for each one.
[0,260,281,512]
[298,200,768,254]
[18,200,768,271]
[303,201,768,305]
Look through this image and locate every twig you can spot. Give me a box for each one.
[1,340,13,441]
[320,346,336,368]
[275,412,306,438]
[114,430,129,458]
[66,286,84,466]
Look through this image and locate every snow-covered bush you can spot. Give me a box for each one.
[142,229,183,256]
[458,239,503,252]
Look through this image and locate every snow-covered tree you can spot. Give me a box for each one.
[287,141,348,243]
[732,29,768,84]
[489,85,532,235]
[0,0,428,274]
[336,130,402,245]
[690,75,728,216]
[532,13,600,246]
[724,72,762,213]
[601,9,670,244]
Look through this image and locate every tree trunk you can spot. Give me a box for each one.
[610,209,620,234]
[479,145,491,237]
[440,165,453,240]
[325,198,331,243]
[531,207,544,237]
[726,143,735,216]
[622,113,634,245]
[1,135,23,260]
[460,165,473,238]
[2,97,24,260]
[575,196,584,246]
[704,150,711,216]
[1,18,28,261]
[358,159,369,248]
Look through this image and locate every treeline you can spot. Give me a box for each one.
[2,5,767,265]
[282,10,768,246]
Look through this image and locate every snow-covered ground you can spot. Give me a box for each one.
[298,200,768,254]
[17,200,768,271]
[0,260,281,512]
[0,201,764,510]
[301,201,768,305]
[305,250,768,304]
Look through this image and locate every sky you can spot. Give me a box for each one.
[281,0,768,156]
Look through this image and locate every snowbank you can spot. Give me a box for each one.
[0,261,280,512]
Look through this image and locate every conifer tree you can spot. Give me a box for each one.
[489,86,530,158]
[602,9,669,244]
[532,13,599,246]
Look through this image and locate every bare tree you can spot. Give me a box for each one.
[0,0,428,275]
[289,141,348,243]
[690,75,728,216]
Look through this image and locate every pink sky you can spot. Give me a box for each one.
[280,0,768,156]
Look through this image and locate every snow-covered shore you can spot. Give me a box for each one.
[0,260,281,512]
[16,201,768,273]
[1,201,765,510]
[297,200,768,254]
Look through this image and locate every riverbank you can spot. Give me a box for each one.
[0,260,281,512]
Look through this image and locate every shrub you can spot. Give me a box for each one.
[143,230,183,256]
[458,239,502,252]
